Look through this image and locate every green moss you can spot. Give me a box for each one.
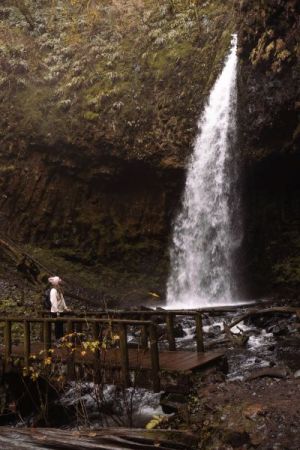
[16,87,50,128]
[273,257,300,285]
[83,111,99,121]
[147,42,195,74]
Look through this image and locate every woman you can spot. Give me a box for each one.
[48,276,70,339]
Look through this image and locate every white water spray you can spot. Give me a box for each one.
[167,35,240,308]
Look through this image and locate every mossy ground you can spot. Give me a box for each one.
[24,244,166,306]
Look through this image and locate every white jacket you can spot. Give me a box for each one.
[50,288,68,313]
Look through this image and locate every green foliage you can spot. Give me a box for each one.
[0,0,235,160]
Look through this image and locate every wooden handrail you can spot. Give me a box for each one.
[3,311,207,353]
[41,309,223,316]
[0,318,153,325]
[0,317,160,391]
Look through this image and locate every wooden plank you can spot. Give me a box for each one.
[195,312,204,352]
[43,321,51,353]
[92,322,100,341]
[140,314,148,348]
[0,318,154,325]
[5,344,225,374]
[66,320,75,378]
[166,313,176,351]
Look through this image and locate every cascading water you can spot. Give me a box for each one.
[167,35,240,309]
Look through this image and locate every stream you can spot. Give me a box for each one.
[1,302,299,432]
[41,304,300,427]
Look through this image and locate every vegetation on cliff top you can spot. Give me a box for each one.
[0,0,234,166]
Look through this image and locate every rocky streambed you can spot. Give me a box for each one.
[0,299,299,450]
[157,303,300,449]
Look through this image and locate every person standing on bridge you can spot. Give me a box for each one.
[48,276,70,340]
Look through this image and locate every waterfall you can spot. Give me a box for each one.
[167,35,240,309]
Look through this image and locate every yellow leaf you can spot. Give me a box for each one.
[145,418,160,430]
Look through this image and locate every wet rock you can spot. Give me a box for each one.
[160,393,188,414]
[156,324,167,339]
[152,316,165,325]
[173,323,185,338]
[247,316,275,329]
[206,325,222,338]
[267,320,288,336]
[224,430,250,448]
[202,314,214,326]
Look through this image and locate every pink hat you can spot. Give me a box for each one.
[48,276,62,286]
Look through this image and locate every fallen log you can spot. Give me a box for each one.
[0,427,197,450]
[228,307,300,330]
[244,367,290,381]
[0,239,20,261]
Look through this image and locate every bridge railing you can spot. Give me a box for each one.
[41,309,205,352]
[0,317,160,392]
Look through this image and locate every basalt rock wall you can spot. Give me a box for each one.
[0,0,235,296]
[0,0,299,299]
[237,0,300,297]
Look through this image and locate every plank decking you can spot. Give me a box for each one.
[1,343,225,373]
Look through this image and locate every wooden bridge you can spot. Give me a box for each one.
[0,309,226,392]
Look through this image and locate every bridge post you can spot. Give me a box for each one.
[66,320,75,379]
[195,312,204,352]
[119,323,130,388]
[43,320,51,353]
[24,320,31,371]
[166,313,176,351]
[4,320,12,368]
[148,323,160,393]
[92,322,102,384]
[140,314,148,349]
[92,322,100,341]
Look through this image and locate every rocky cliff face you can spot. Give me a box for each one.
[0,0,298,300]
[0,0,235,298]
[237,0,300,297]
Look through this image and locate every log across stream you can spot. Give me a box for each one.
[0,427,197,450]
